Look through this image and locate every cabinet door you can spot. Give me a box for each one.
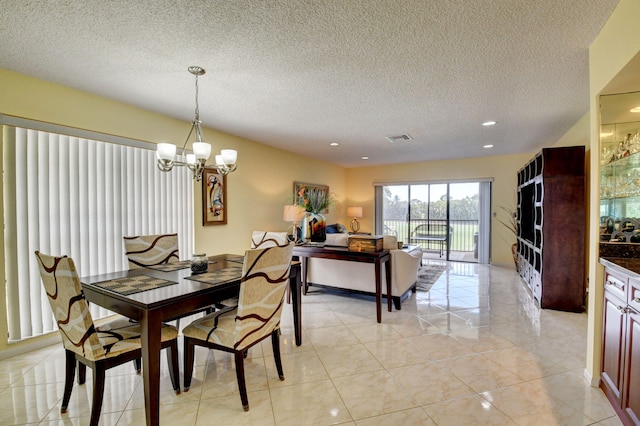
[602,289,627,404]
[623,308,640,425]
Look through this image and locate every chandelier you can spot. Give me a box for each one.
[156,66,238,181]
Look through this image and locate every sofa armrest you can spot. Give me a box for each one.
[389,247,423,294]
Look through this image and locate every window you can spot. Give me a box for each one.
[3,120,193,341]
[375,180,491,263]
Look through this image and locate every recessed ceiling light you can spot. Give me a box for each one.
[329,142,340,146]
[631,106,640,113]
[361,156,369,160]
[483,144,494,148]
[482,121,497,126]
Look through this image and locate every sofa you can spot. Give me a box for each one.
[306,231,423,310]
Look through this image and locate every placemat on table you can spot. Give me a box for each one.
[185,265,243,285]
[92,275,177,296]
[143,260,192,272]
[224,254,245,264]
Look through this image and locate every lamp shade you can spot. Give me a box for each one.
[283,205,306,222]
[157,143,177,161]
[192,142,211,160]
[221,149,237,165]
[347,206,363,218]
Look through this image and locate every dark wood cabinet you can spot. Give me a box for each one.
[601,263,640,426]
[516,146,586,312]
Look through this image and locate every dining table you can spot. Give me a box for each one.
[80,254,302,426]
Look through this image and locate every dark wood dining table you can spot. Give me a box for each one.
[80,254,302,426]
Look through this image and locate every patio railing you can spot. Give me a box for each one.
[383,219,479,252]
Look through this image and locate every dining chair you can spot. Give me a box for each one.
[34,251,180,426]
[182,244,294,411]
[123,233,197,329]
[251,231,292,303]
[123,233,180,269]
[250,231,289,249]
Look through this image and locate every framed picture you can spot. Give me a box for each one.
[202,168,227,226]
[293,181,330,213]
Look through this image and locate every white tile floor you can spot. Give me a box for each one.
[0,261,624,425]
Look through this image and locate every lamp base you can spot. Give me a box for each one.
[350,218,360,233]
[287,223,301,244]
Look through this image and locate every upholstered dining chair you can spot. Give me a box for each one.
[250,231,292,303]
[123,233,179,269]
[34,251,180,426]
[250,230,289,249]
[182,244,294,411]
[123,233,198,328]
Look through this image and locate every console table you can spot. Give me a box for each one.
[292,245,391,323]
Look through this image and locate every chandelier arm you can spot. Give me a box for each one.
[179,121,197,157]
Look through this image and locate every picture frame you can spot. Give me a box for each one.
[293,181,330,213]
[202,168,227,226]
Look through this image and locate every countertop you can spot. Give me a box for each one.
[600,257,640,278]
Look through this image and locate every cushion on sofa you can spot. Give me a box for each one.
[326,224,341,234]
[325,233,349,247]
[382,235,398,250]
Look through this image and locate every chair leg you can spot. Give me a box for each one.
[234,350,249,411]
[90,363,106,426]
[271,330,285,381]
[61,350,76,413]
[133,358,141,374]
[166,340,180,394]
[77,360,86,384]
[183,337,195,392]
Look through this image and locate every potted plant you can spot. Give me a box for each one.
[296,184,336,242]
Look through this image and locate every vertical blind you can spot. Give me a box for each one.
[3,125,194,341]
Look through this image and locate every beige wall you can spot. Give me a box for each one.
[585,0,640,386]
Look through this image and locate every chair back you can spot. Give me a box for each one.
[234,244,293,350]
[34,251,107,360]
[250,231,288,249]
[123,233,179,269]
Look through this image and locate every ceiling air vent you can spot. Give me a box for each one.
[385,134,413,143]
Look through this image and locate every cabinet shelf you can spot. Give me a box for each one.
[516,146,586,312]
[600,117,640,240]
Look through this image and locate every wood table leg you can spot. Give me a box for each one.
[290,263,302,346]
[375,260,382,323]
[301,257,309,295]
[385,257,392,312]
[141,310,162,426]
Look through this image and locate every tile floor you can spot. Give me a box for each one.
[0,261,624,425]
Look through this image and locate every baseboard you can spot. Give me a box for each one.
[583,368,600,387]
[0,333,61,360]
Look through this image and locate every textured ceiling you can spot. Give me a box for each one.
[0,0,620,167]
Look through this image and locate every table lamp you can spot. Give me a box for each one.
[283,205,306,243]
[347,206,363,233]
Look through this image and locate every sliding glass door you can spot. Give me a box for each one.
[376,181,491,264]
